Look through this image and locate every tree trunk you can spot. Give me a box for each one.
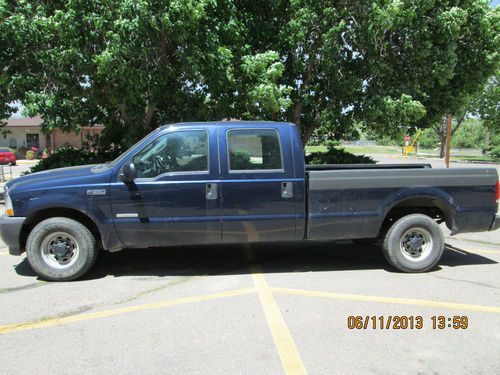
[119,103,131,126]
[434,117,448,159]
[439,132,446,158]
[484,130,490,153]
[144,104,157,130]
[437,114,463,158]
[300,123,317,147]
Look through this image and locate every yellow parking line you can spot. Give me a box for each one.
[245,246,307,375]
[462,249,500,254]
[272,288,500,314]
[445,246,500,255]
[0,288,256,335]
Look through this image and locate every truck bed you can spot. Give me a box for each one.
[305,163,431,171]
[306,167,498,240]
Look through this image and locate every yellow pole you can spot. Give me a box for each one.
[403,129,422,157]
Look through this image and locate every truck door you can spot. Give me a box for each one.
[219,126,298,242]
[110,127,221,248]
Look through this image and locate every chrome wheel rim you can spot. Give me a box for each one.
[399,227,433,262]
[40,232,80,269]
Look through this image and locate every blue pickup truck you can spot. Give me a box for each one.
[1,121,499,280]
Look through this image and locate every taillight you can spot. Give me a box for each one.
[496,180,499,207]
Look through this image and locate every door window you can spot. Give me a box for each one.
[133,130,208,178]
[227,129,283,171]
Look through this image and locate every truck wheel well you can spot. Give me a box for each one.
[20,208,103,251]
[379,197,452,237]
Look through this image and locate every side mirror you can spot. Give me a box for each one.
[120,163,136,183]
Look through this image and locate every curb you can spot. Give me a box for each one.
[15,160,39,165]
[373,154,499,165]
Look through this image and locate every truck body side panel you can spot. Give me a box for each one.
[307,168,498,240]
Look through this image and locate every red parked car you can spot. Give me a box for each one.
[0,147,17,165]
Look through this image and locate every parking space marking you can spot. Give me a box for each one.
[245,246,307,375]
[0,252,8,256]
[0,288,257,335]
[272,288,500,314]
[445,245,500,255]
[460,249,500,254]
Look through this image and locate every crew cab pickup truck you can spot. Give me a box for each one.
[1,121,499,280]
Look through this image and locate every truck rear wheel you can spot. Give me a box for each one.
[382,214,444,273]
[26,217,98,281]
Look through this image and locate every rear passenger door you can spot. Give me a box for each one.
[219,126,297,242]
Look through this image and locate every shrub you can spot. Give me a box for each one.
[483,132,500,160]
[418,129,440,149]
[29,145,111,173]
[25,150,36,160]
[229,150,252,169]
[305,145,375,165]
[489,145,500,159]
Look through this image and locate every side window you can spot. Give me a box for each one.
[133,130,208,178]
[227,129,283,171]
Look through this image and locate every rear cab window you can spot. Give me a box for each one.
[227,129,283,172]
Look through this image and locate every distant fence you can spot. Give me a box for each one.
[0,165,12,202]
[341,141,377,146]
[0,165,13,182]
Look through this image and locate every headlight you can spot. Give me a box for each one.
[5,187,14,216]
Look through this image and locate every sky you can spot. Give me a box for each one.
[491,0,499,7]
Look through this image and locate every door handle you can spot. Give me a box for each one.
[206,183,218,200]
[281,182,293,198]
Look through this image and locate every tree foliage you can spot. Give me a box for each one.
[470,73,499,133]
[1,1,498,150]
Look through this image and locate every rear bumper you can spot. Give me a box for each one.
[490,215,500,231]
[0,215,26,255]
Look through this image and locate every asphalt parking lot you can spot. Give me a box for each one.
[1,225,499,374]
[0,157,499,374]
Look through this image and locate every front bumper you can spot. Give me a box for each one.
[0,214,26,255]
[491,215,500,231]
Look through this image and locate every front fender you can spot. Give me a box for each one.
[15,192,91,218]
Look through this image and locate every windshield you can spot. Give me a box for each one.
[92,130,159,172]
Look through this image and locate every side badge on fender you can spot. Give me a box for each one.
[87,189,107,196]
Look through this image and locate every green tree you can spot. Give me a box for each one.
[1,1,498,151]
[473,74,499,134]
[1,0,244,151]
[418,128,441,149]
[429,71,498,157]
[470,72,499,155]
[236,0,497,145]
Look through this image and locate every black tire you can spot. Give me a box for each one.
[26,217,98,281]
[382,214,444,273]
[352,238,379,245]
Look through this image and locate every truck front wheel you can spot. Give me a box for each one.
[352,238,378,245]
[26,217,98,281]
[382,214,444,273]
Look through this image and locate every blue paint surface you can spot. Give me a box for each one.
[4,121,497,252]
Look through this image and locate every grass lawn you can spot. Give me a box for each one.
[306,144,499,163]
[426,155,499,163]
[305,145,401,155]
